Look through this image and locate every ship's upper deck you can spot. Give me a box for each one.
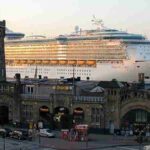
[5,27,150,45]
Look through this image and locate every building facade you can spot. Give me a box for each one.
[0,20,6,81]
[19,78,150,133]
[1,75,149,133]
[20,79,107,129]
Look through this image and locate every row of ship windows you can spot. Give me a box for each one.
[6,49,124,53]
[6,57,125,60]
[6,52,124,55]
[6,44,98,48]
[7,69,48,73]
[6,48,149,52]
[8,70,91,76]
[6,54,125,58]
[57,69,91,72]
[6,43,150,47]
[57,72,91,76]
[6,47,123,50]
[6,45,121,49]
[6,50,123,55]
[7,71,91,76]
[6,41,111,47]
[8,70,91,73]
[128,46,150,48]
[6,48,122,52]
[7,67,91,72]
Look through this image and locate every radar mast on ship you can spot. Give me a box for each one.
[91,15,106,30]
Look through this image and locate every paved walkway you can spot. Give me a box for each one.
[1,125,149,150]
[39,133,143,150]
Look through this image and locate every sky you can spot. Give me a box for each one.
[0,0,150,38]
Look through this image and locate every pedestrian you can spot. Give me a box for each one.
[28,129,33,141]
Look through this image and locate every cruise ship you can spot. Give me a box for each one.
[5,20,150,82]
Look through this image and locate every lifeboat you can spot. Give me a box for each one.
[42,60,50,64]
[68,60,76,65]
[27,60,35,64]
[36,60,42,64]
[20,60,27,64]
[50,60,58,64]
[77,60,85,65]
[14,60,20,64]
[86,60,96,65]
[59,60,67,65]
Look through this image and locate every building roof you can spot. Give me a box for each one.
[98,80,124,89]
[90,86,105,93]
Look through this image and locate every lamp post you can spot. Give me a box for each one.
[100,100,106,134]
[50,93,54,129]
[103,103,106,133]
[3,132,6,150]
[72,65,76,97]
[51,93,54,113]
[38,129,41,147]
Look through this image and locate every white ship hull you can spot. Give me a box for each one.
[6,60,150,82]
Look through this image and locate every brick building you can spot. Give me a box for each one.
[19,78,150,133]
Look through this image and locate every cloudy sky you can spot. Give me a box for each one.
[0,0,150,38]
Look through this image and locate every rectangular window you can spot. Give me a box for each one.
[92,108,95,114]
[96,116,99,122]
[27,87,30,93]
[31,87,33,93]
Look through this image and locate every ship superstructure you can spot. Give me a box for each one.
[5,20,150,82]
[5,28,25,40]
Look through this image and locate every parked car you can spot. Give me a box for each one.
[4,128,12,137]
[0,128,6,137]
[144,145,150,150]
[0,128,12,137]
[10,129,32,140]
[39,129,55,138]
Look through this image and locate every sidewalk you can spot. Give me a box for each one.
[40,133,140,150]
[1,125,148,150]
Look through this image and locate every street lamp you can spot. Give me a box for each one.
[51,93,54,113]
[39,129,41,146]
[2,132,6,150]
[100,102,106,134]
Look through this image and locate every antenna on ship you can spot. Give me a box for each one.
[91,15,106,30]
